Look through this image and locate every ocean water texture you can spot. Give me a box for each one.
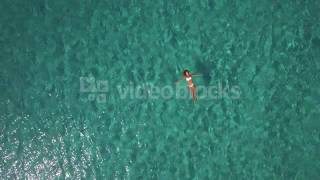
[1,0,320,179]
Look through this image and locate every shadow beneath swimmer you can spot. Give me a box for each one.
[195,60,213,85]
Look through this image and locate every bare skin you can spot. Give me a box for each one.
[176,69,201,102]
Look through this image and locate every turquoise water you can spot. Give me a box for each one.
[1,0,320,179]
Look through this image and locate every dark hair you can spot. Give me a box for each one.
[183,69,190,76]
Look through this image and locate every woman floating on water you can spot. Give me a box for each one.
[176,69,201,102]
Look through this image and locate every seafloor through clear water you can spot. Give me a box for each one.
[1,0,320,179]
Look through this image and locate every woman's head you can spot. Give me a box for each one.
[183,69,190,77]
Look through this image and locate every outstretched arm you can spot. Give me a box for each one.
[191,73,202,77]
[175,76,185,84]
